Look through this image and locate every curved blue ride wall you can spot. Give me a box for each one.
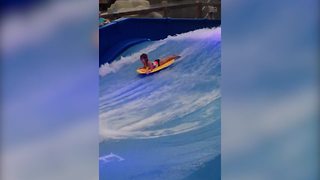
[99,18,220,65]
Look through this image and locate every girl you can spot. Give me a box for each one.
[140,53,180,71]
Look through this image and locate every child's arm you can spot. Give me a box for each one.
[148,62,155,70]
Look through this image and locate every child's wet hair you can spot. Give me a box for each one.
[140,53,148,60]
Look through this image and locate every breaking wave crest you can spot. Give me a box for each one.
[99,27,221,76]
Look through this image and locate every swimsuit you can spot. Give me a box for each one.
[152,59,160,67]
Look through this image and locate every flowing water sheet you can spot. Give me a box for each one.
[99,27,221,179]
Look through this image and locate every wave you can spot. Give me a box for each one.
[99,27,221,76]
[99,26,221,141]
[100,89,220,140]
[99,41,166,76]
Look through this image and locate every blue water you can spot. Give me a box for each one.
[99,28,221,180]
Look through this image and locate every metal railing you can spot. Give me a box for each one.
[100,1,221,21]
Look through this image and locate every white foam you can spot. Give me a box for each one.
[99,27,221,76]
[100,89,220,139]
[99,41,166,76]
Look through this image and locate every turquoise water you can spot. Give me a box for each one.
[99,28,221,179]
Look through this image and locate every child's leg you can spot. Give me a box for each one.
[159,55,180,65]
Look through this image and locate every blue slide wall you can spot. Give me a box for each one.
[99,18,220,65]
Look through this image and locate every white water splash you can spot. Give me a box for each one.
[99,27,221,76]
[99,41,166,76]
